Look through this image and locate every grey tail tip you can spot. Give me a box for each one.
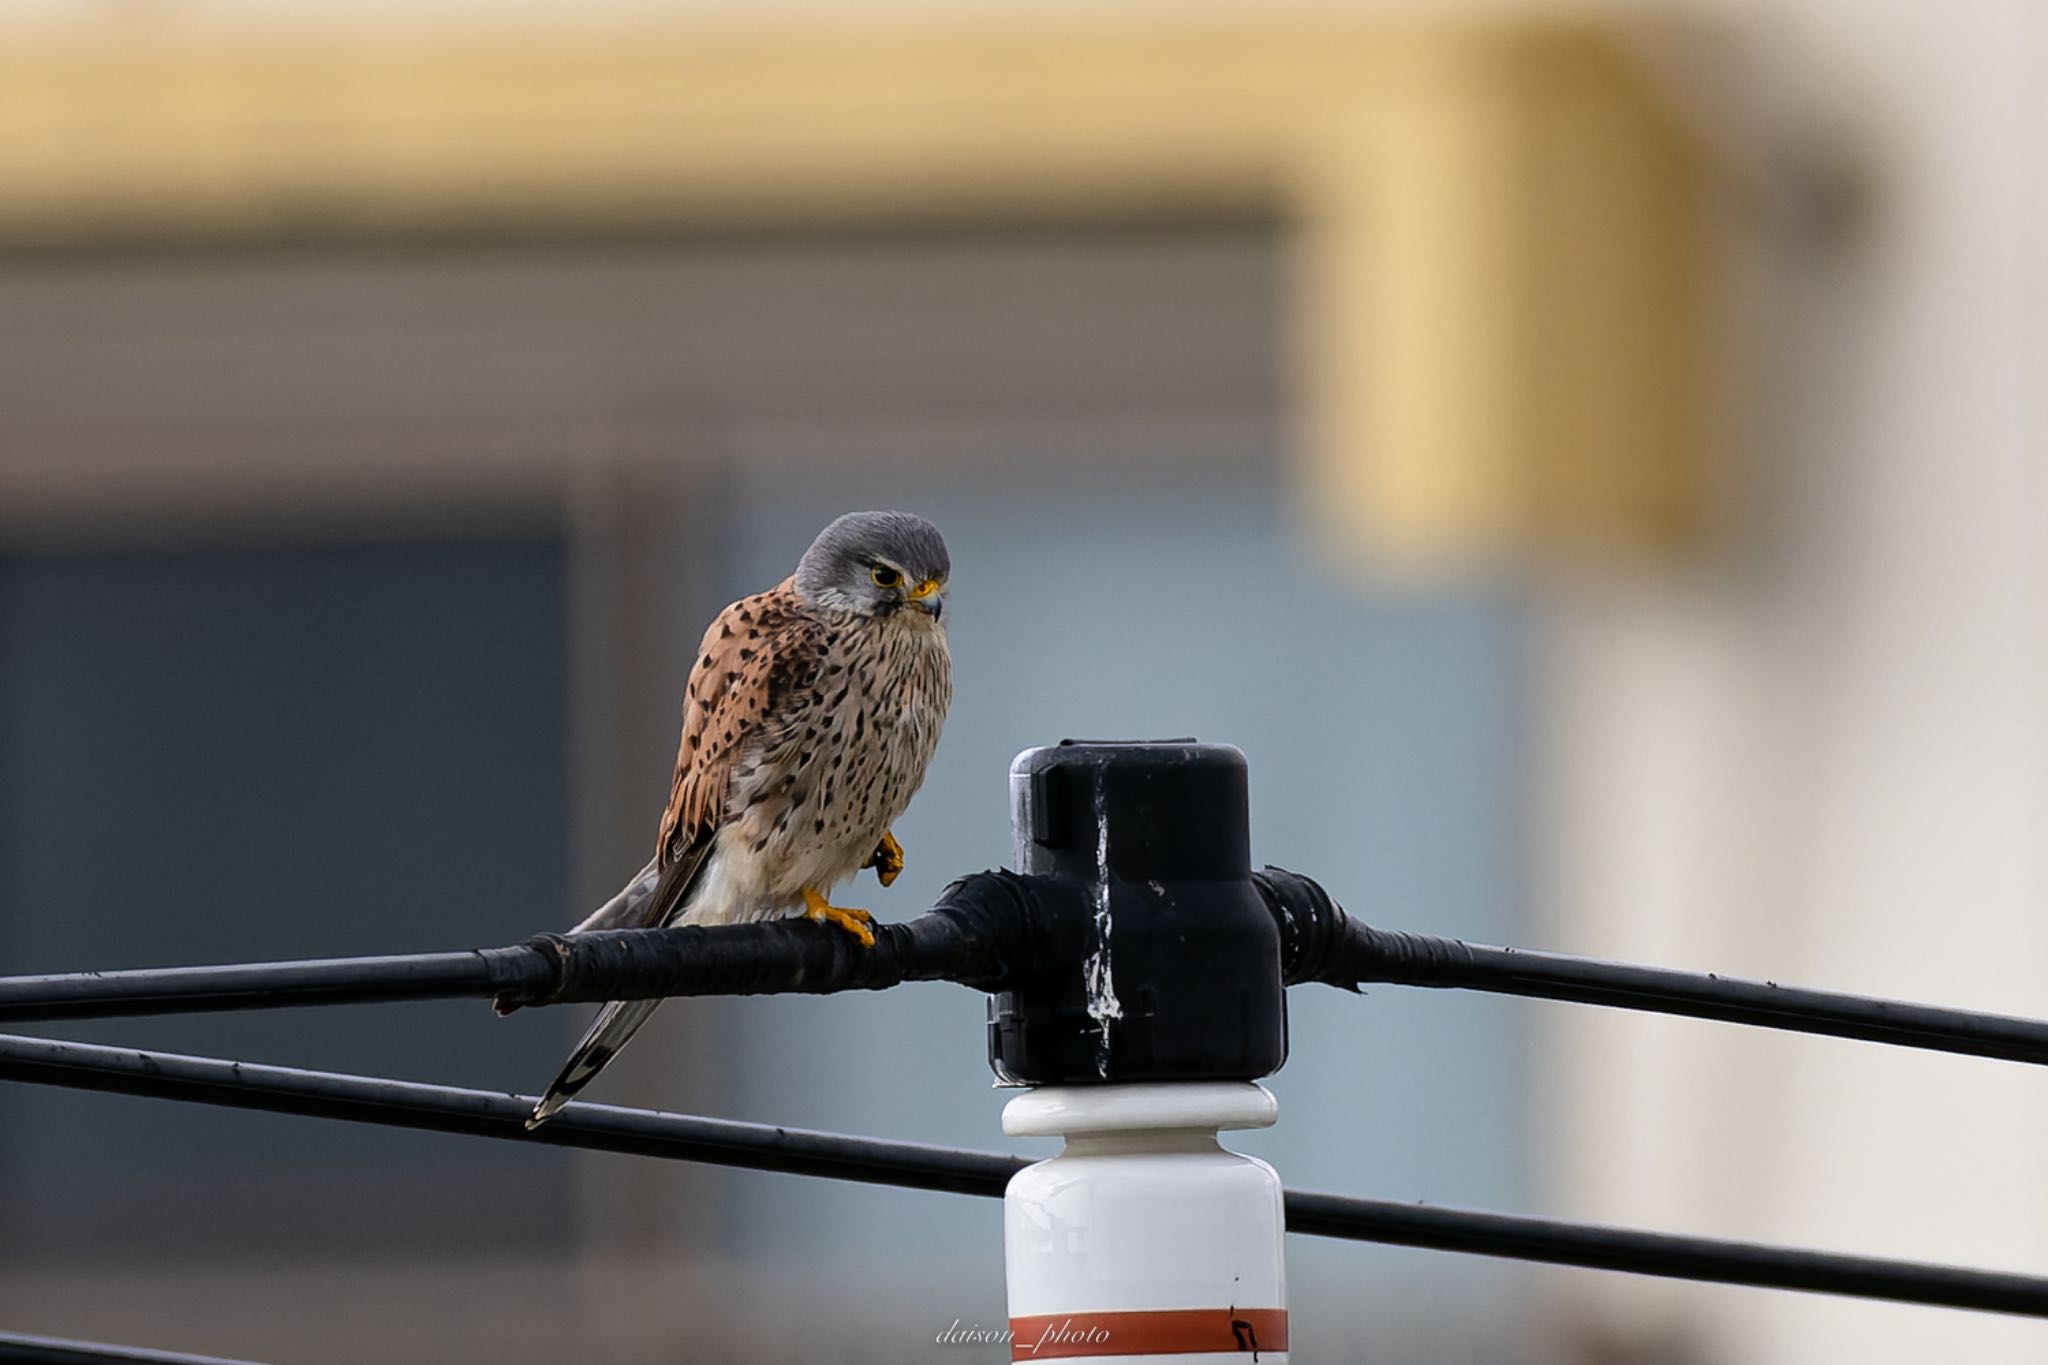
[525,1046,611,1131]
[525,1093,569,1130]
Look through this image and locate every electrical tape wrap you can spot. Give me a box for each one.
[492,870,1089,1011]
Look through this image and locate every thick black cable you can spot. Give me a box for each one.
[0,871,1083,1024]
[0,1331,271,1365]
[1256,867,2048,1066]
[6,867,2048,1073]
[1281,1195,2048,1318]
[0,1033,2044,1319]
[0,946,545,1025]
[0,1033,1018,1197]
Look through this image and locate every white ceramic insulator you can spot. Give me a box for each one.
[1002,1082,1288,1363]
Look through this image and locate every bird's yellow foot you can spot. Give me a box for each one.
[803,887,876,947]
[868,830,906,888]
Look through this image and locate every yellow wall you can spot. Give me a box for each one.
[0,18,1709,568]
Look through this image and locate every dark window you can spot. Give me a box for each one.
[0,538,574,1262]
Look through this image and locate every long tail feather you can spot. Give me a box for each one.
[522,839,715,1127]
[571,857,663,934]
[494,860,664,1019]
[526,997,662,1129]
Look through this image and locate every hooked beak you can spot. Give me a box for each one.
[908,578,945,620]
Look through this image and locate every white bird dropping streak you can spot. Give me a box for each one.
[1083,787,1123,1076]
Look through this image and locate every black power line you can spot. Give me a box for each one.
[1276,868,2048,1067]
[7,868,2048,1078]
[0,946,541,1025]
[0,1032,1017,1197]
[0,1330,271,1365]
[0,872,1080,1025]
[1324,925,2048,1066]
[1280,1195,2048,1319]
[1,1032,2044,1320]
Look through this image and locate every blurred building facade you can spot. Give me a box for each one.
[0,212,1530,1365]
[0,4,2042,1365]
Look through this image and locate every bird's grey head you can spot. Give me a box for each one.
[793,511,951,622]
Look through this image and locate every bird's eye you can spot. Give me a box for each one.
[870,565,903,589]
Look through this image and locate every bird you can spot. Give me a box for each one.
[523,510,952,1128]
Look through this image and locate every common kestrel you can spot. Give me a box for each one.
[526,511,952,1127]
